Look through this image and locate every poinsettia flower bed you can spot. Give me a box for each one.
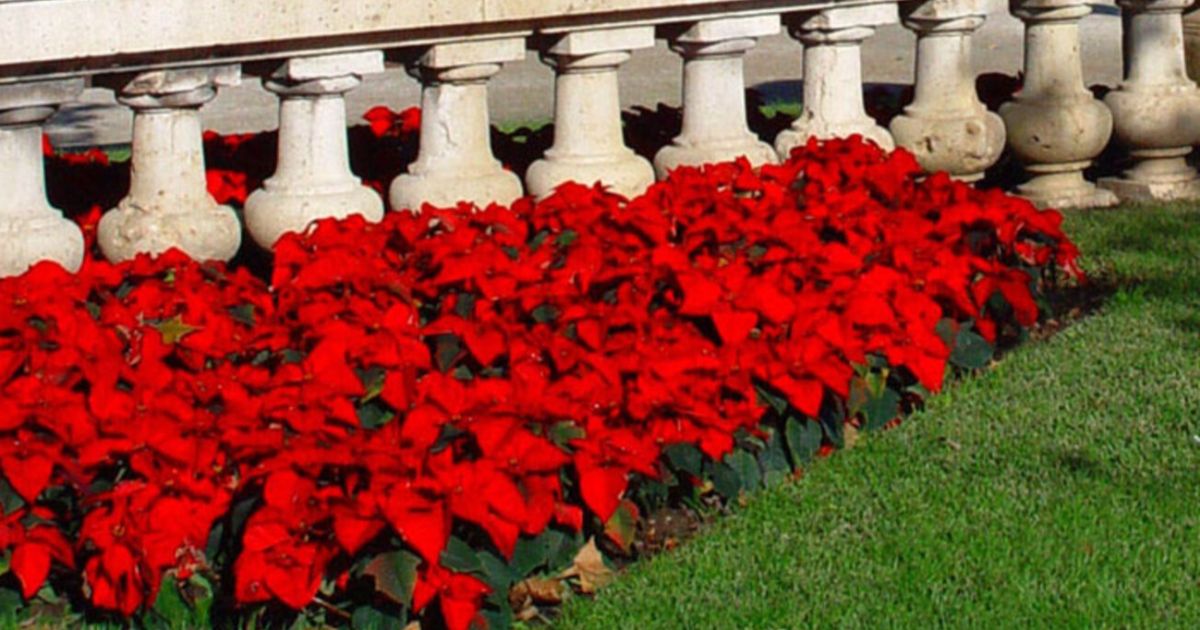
[0,109,1080,629]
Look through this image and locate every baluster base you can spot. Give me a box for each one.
[246,184,383,245]
[1017,167,1119,209]
[526,151,654,200]
[890,109,1005,182]
[391,167,523,212]
[0,215,85,277]
[654,135,777,179]
[1100,152,1200,201]
[775,116,895,157]
[98,200,242,263]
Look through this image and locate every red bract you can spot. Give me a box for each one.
[2,132,1080,627]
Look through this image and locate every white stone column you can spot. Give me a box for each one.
[1183,10,1200,82]
[1101,0,1200,200]
[98,66,242,262]
[890,0,1005,181]
[653,16,780,179]
[245,52,385,248]
[775,4,898,158]
[999,0,1118,209]
[390,39,525,213]
[0,79,85,277]
[526,27,656,199]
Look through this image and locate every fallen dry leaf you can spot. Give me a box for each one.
[558,537,614,594]
[844,423,860,449]
[510,576,566,607]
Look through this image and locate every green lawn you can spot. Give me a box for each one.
[558,202,1200,628]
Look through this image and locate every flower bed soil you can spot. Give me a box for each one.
[0,103,1081,630]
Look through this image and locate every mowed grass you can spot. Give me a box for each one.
[558,202,1200,628]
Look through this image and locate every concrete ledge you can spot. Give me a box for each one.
[0,0,895,81]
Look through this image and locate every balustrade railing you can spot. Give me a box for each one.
[1,0,1199,276]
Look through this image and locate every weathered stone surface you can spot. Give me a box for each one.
[99,67,242,262]
[526,27,655,199]
[1101,0,1200,201]
[0,78,85,277]
[245,53,386,249]
[999,0,1117,209]
[890,0,1005,180]
[0,0,823,79]
[654,16,780,178]
[390,38,526,212]
[775,4,898,158]
[1182,9,1200,81]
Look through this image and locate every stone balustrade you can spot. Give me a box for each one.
[0,0,1198,275]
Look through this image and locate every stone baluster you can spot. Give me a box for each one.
[1183,10,1200,82]
[775,4,898,158]
[999,0,1117,209]
[1101,0,1200,200]
[98,66,243,262]
[390,39,525,213]
[0,79,85,277]
[890,0,1005,181]
[245,52,385,248]
[526,27,656,199]
[654,16,780,178]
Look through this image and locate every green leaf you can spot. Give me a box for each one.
[480,606,513,630]
[604,502,638,554]
[0,588,21,617]
[512,535,549,577]
[0,477,25,516]
[709,460,741,500]
[153,314,199,344]
[153,575,190,627]
[755,384,789,415]
[114,280,135,299]
[863,388,902,431]
[556,230,579,247]
[758,428,791,487]
[440,536,483,575]
[0,549,9,577]
[454,292,477,319]
[531,304,559,323]
[430,422,466,453]
[185,574,214,627]
[362,550,421,607]
[357,402,395,430]
[528,229,551,251]
[357,366,387,403]
[204,522,225,564]
[548,421,586,449]
[950,324,993,370]
[664,443,703,477]
[785,416,822,466]
[544,528,583,574]
[725,450,761,492]
[479,550,521,592]
[351,605,405,630]
[435,335,462,373]
[819,412,844,450]
[228,304,256,327]
[935,318,956,347]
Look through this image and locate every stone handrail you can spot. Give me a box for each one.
[1,0,1199,277]
[0,0,875,80]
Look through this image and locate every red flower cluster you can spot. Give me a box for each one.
[1,128,1078,629]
